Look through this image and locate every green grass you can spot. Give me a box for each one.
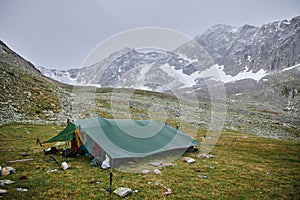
[0,124,299,199]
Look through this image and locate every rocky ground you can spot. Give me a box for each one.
[62,86,300,140]
[1,74,299,140]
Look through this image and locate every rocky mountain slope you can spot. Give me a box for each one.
[0,41,72,124]
[39,16,299,91]
[195,16,300,76]
[37,48,204,91]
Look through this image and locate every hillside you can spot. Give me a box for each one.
[0,41,71,124]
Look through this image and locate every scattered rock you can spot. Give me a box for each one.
[163,188,173,196]
[154,169,161,174]
[0,180,15,186]
[200,154,215,159]
[141,170,150,175]
[198,175,208,179]
[113,187,132,197]
[184,157,195,163]
[0,189,7,194]
[16,188,28,192]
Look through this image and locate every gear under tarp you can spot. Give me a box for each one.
[43,122,77,143]
[74,116,201,161]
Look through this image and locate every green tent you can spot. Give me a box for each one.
[44,122,77,143]
[44,116,201,167]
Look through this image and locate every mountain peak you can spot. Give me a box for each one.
[195,17,300,75]
[207,24,237,32]
[237,24,258,32]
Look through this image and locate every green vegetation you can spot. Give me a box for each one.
[0,124,299,199]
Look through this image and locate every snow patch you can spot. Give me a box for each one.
[159,63,199,88]
[281,63,300,72]
[282,21,291,25]
[134,85,153,91]
[246,55,252,62]
[200,64,268,83]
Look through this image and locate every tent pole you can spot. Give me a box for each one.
[109,170,113,194]
[64,119,70,156]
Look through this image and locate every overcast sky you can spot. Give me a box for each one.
[0,0,299,69]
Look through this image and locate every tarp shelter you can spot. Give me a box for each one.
[44,122,76,143]
[44,116,201,167]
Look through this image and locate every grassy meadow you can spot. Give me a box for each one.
[0,123,299,199]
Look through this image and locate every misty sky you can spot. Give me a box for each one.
[0,0,299,69]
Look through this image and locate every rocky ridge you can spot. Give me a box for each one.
[195,16,300,76]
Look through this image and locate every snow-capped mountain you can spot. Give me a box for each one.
[195,15,300,76]
[37,16,300,93]
[36,66,79,85]
[77,48,205,91]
